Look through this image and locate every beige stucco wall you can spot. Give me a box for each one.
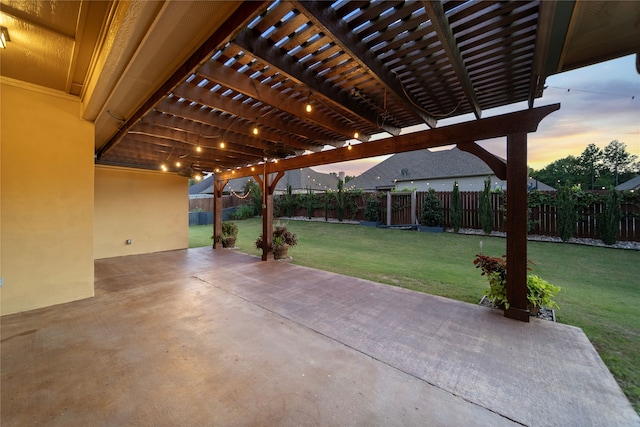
[0,80,95,315]
[94,166,188,259]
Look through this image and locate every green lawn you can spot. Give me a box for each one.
[190,218,640,413]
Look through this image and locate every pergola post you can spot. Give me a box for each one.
[504,132,530,322]
[256,167,285,261]
[212,179,227,249]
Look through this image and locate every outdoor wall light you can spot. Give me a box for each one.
[0,27,10,49]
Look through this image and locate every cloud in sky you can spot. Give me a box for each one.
[314,55,639,176]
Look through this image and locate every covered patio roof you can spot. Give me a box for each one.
[93,0,638,176]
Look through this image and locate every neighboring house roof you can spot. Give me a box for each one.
[188,175,214,195]
[199,167,339,194]
[346,147,556,191]
[346,147,495,191]
[527,178,557,192]
[616,175,640,191]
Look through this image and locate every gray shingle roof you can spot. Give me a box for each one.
[616,175,640,191]
[346,147,496,191]
[199,168,339,194]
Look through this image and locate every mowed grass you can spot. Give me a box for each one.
[190,218,640,412]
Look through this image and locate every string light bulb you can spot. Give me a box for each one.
[220,141,225,149]
[196,146,202,152]
[347,143,352,150]
[353,131,359,139]
[161,164,168,172]
[252,126,259,135]
[305,102,312,113]
[175,161,181,167]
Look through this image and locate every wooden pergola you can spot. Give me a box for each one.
[91,1,640,321]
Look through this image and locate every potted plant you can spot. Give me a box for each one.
[255,224,298,260]
[418,189,443,232]
[473,254,560,315]
[360,195,381,226]
[219,221,238,248]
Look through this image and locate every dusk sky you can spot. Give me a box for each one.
[313,54,640,177]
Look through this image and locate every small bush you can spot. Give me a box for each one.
[599,188,621,245]
[557,186,576,241]
[364,195,381,222]
[419,189,443,227]
[479,177,493,234]
[231,204,255,220]
[450,181,462,232]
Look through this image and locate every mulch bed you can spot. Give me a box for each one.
[479,296,556,321]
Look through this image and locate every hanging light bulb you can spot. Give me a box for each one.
[196,146,202,152]
[175,161,181,168]
[194,174,202,181]
[305,102,312,113]
[347,143,352,150]
[353,131,359,139]
[220,141,225,149]
[252,126,259,135]
[161,164,168,172]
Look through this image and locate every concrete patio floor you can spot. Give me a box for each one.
[2,247,638,426]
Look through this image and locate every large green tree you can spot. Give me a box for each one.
[530,155,581,188]
[603,140,638,186]
[578,143,603,190]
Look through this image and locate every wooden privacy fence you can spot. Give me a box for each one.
[193,190,639,242]
[189,195,247,212]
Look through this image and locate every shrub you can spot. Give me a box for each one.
[336,180,345,222]
[479,177,493,234]
[255,224,298,251]
[419,189,443,227]
[221,221,238,237]
[450,181,462,232]
[230,204,255,220]
[364,195,381,222]
[473,254,560,311]
[599,188,621,245]
[556,186,576,241]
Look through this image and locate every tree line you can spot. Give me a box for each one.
[529,140,639,189]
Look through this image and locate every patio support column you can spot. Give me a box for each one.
[212,179,227,249]
[504,132,530,322]
[255,167,285,261]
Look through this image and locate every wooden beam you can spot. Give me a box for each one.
[422,1,481,120]
[216,104,559,181]
[148,103,319,153]
[212,179,227,249]
[504,132,530,322]
[233,28,401,137]
[96,1,267,160]
[295,1,437,128]
[457,142,507,180]
[170,81,336,148]
[198,60,367,142]
[259,169,285,261]
[528,1,564,107]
